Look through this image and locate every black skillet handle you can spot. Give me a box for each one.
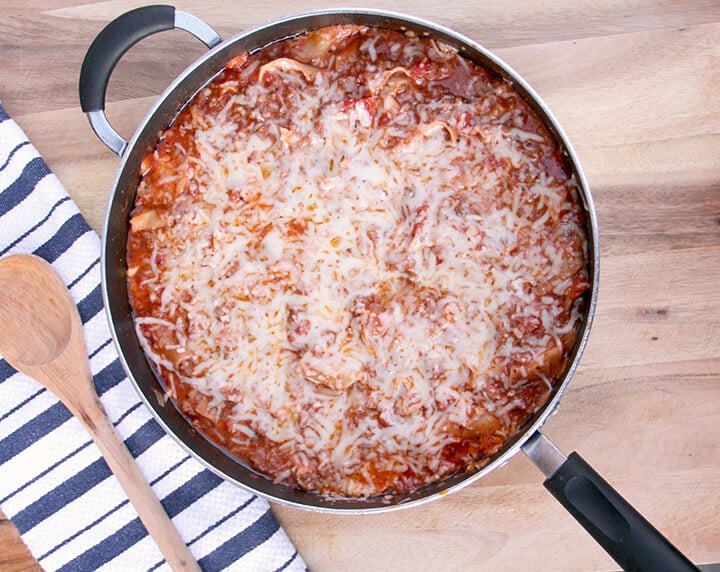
[79,5,221,155]
[545,452,699,572]
[79,5,175,115]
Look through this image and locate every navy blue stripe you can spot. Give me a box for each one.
[0,196,71,258]
[0,402,71,465]
[94,358,127,395]
[12,418,163,534]
[275,551,300,572]
[162,470,222,518]
[198,508,280,570]
[0,359,15,382]
[0,387,45,422]
[68,256,99,290]
[124,418,164,458]
[151,455,191,484]
[57,517,148,571]
[53,456,196,571]
[0,440,92,505]
[0,104,9,122]
[13,457,110,534]
[0,157,50,217]
[38,454,190,562]
[33,212,90,263]
[77,284,103,324]
[189,493,256,545]
[148,494,258,572]
[0,402,143,505]
[112,401,143,427]
[38,499,131,562]
[88,337,112,360]
[0,141,30,172]
[0,359,127,464]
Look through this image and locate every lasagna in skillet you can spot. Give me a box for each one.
[126,25,589,497]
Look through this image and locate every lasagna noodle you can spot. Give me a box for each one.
[126,25,589,497]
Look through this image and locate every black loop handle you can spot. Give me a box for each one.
[79,5,176,113]
[545,452,699,572]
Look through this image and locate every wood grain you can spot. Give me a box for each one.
[1,1,719,571]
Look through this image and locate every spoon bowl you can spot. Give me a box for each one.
[0,255,72,367]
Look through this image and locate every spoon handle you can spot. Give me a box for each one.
[75,390,201,572]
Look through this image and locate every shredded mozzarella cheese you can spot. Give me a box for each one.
[127,26,588,497]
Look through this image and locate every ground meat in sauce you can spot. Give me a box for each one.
[127,25,588,498]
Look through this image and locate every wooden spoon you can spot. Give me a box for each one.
[0,254,200,572]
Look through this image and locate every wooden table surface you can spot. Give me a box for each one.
[1,1,719,570]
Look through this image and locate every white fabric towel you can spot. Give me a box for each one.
[0,102,307,572]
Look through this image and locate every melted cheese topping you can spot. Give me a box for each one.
[127,26,588,497]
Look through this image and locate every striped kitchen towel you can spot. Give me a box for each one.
[0,102,306,572]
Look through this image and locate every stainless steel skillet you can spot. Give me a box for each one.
[79,6,698,570]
